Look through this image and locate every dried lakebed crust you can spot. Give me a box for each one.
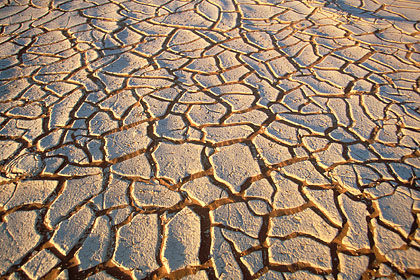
[0,0,420,279]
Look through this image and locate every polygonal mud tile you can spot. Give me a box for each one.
[163,207,201,272]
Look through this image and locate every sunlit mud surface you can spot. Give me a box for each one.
[0,0,420,279]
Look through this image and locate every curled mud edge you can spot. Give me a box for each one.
[0,0,419,279]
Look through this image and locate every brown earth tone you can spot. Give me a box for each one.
[0,0,420,279]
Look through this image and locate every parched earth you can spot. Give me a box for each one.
[0,0,420,279]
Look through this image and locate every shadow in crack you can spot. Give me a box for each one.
[322,0,420,22]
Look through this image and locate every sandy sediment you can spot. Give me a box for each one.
[0,0,420,279]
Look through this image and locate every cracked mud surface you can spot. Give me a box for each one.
[0,0,420,279]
